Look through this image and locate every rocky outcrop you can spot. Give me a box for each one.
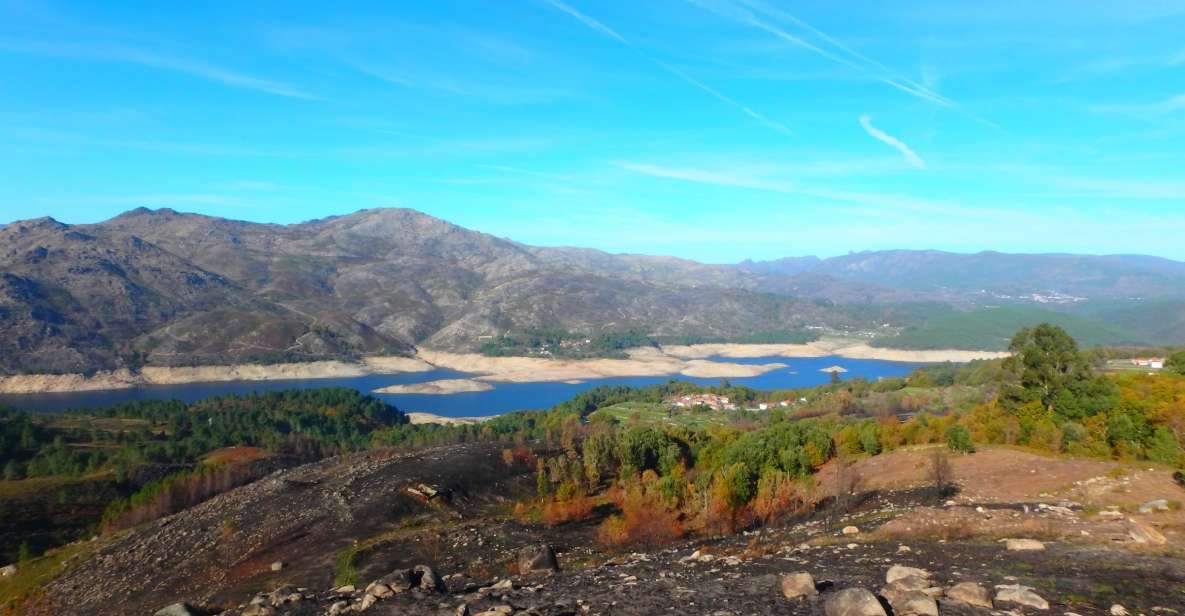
[517,544,559,574]
[824,588,888,616]
[994,584,1050,610]
[781,572,818,600]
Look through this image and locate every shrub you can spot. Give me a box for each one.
[945,425,975,453]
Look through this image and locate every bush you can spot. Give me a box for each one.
[945,425,975,453]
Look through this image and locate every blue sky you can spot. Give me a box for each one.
[2,0,1184,263]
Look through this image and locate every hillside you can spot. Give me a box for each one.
[873,306,1150,350]
[740,250,1185,300]
[4,207,1185,375]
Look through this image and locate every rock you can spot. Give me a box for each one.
[0,564,16,578]
[994,584,1049,610]
[896,545,911,554]
[366,580,393,598]
[154,604,195,616]
[242,606,275,616]
[1004,538,1046,551]
[945,582,992,608]
[781,572,819,600]
[886,565,931,584]
[882,576,931,596]
[824,588,888,616]
[267,584,301,605]
[376,568,414,594]
[1129,519,1167,545]
[517,543,559,574]
[335,585,356,593]
[1111,605,1130,616]
[842,526,861,536]
[269,561,284,572]
[1139,499,1170,513]
[887,590,939,616]
[328,601,349,616]
[359,593,378,611]
[414,564,443,591]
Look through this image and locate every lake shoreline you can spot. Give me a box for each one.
[0,340,1008,395]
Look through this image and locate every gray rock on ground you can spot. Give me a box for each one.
[995,584,1050,610]
[1004,538,1046,551]
[517,543,559,574]
[887,590,939,616]
[945,582,992,608]
[886,565,930,584]
[781,572,819,600]
[154,604,194,616]
[824,588,888,616]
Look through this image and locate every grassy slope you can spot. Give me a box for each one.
[874,305,1146,350]
[589,401,738,429]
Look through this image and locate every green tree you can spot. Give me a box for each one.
[1166,351,1185,375]
[1000,324,1115,419]
[945,425,975,453]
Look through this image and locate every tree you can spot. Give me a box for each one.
[1166,351,1185,376]
[945,425,975,453]
[1000,324,1115,419]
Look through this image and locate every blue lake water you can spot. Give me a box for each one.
[0,355,928,416]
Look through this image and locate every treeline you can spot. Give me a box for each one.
[524,323,1185,548]
[1,388,406,481]
[479,327,818,359]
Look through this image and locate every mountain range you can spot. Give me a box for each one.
[2,207,1183,375]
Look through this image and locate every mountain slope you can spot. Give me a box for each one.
[740,250,1185,299]
[4,207,1184,375]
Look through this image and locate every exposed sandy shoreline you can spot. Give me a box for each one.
[0,357,434,395]
[660,339,1011,363]
[0,340,1007,395]
[404,412,486,426]
[373,379,494,395]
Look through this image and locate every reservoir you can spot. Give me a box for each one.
[0,355,929,416]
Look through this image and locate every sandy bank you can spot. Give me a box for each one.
[0,356,435,394]
[373,379,494,395]
[660,339,1010,363]
[414,347,790,384]
[404,412,485,426]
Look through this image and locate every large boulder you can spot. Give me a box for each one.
[414,564,443,592]
[886,565,931,584]
[995,584,1049,610]
[945,582,992,608]
[1129,519,1167,545]
[154,604,194,616]
[517,544,559,574]
[824,588,888,616]
[887,590,938,616]
[781,572,819,600]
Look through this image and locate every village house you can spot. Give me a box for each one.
[667,393,736,411]
[1131,357,1165,369]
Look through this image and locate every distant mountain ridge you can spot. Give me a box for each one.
[2,207,1183,375]
[738,250,1185,299]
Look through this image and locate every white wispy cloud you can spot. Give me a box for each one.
[616,161,794,192]
[0,38,316,100]
[616,161,976,217]
[858,115,926,170]
[687,0,955,109]
[539,0,793,136]
[1092,93,1185,115]
[1050,177,1185,199]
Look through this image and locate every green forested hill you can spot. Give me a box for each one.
[873,305,1146,350]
